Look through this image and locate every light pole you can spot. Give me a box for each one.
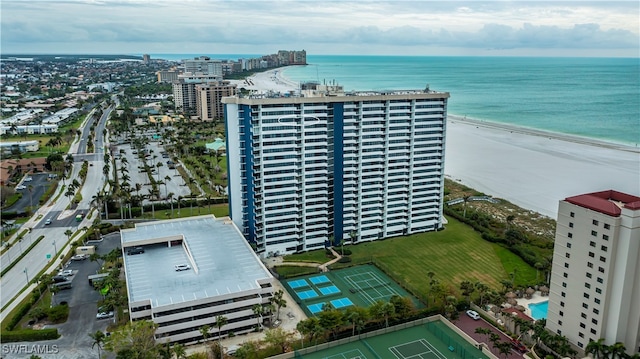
[52,240,57,256]
[23,268,29,284]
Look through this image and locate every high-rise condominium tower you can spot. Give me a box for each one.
[223,86,449,256]
[547,190,640,355]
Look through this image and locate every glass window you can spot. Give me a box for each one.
[590,241,596,247]
[601,245,607,252]
[569,222,574,228]
[568,232,573,238]
[603,223,610,229]
[591,230,597,236]
[570,212,575,217]
[567,242,572,248]
[592,219,599,226]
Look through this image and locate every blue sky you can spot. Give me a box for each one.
[1,0,638,57]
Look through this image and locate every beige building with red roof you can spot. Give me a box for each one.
[547,190,640,355]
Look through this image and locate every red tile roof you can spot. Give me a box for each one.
[565,190,640,217]
[503,307,534,322]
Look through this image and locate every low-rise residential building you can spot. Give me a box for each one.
[121,216,275,345]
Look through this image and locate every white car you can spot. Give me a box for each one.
[71,254,89,261]
[96,311,114,319]
[466,309,481,320]
[15,185,26,190]
[174,264,191,271]
[59,270,74,277]
[45,219,52,225]
[23,177,32,182]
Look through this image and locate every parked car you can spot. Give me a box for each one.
[466,310,481,320]
[15,185,26,190]
[23,177,32,182]
[52,275,67,283]
[59,270,74,277]
[127,247,144,255]
[71,254,89,261]
[96,311,114,319]
[174,264,191,271]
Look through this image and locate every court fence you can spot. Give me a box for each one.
[267,315,497,359]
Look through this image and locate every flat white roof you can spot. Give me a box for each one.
[121,215,272,308]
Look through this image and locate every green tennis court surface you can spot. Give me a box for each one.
[284,264,423,317]
[295,320,488,359]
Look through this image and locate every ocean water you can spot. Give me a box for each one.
[282,56,640,146]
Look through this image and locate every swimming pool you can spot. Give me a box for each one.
[528,300,549,320]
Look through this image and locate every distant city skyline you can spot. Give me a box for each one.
[1,1,638,57]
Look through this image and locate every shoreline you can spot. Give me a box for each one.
[447,114,639,154]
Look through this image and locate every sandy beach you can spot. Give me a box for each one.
[228,67,301,93]
[231,70,640,218]
[445,116,640,217]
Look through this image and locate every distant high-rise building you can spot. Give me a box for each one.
[157,70,180,83]
[195,82,237,122]
[172,81,197,113]
[223,87,449,256]
[142,54,150,64]
[546,190,640,355]
[183,56,223,78]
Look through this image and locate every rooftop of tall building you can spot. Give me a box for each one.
[565,190,640,216]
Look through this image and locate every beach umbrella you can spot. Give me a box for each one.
[505,291,517,299]
[515,305,526,312]
[525,287,535,299]
[540,285,549,296]
[507,298,518,306]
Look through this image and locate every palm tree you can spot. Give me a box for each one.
[64,229,73,242]
[164,175,171,198]
[462,194,471,218]
[608,342,626,359]
[27,185,34,212]
[167,192,175,217]
[348,230,357,244]
[88,330,105,359]
[214,315,228,356]
[475,327,491,344]
[272,289,287,320]
[586,339,607,359]
[199,324,211,343]
[172,343,186,359]
[252,304,263,331]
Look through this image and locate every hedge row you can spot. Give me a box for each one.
[0,328,60,342]
[1,235,45,278]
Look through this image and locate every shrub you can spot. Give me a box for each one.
[0,329,60,342]
[338,257,352,263]
[341,249,352,256]
[47,304,69,323]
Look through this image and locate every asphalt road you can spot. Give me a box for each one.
[4,173,53,214]
[1,105,112,319]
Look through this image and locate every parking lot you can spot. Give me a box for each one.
[114,139,190,203]
[2,233,124,359]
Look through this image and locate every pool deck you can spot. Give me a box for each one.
[509,291,548,319]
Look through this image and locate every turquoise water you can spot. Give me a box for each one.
[282,56,640,146]
[528,300,549,320]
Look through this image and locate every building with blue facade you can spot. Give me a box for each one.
[223,87,449,256]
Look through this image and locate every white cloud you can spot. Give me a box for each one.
[1,0,638,56]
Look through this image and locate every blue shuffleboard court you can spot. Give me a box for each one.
[309,275,330,285]
[330,297,354,308]
[296,289,319,300]
[307,303,325,314]
[288,279,309,289]
[318,285,341,296]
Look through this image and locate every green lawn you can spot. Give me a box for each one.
[286,217,536,299]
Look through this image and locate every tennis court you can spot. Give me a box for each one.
[319,285,341,295]
[289,279,309,289]
[295,319,489,359]
[309,275,331,285]
[284,264,422,317]
[330,297,354,309]
[297,289,320,300]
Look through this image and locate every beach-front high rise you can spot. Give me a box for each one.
[222,86,449,256]
[547,190,640,355]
